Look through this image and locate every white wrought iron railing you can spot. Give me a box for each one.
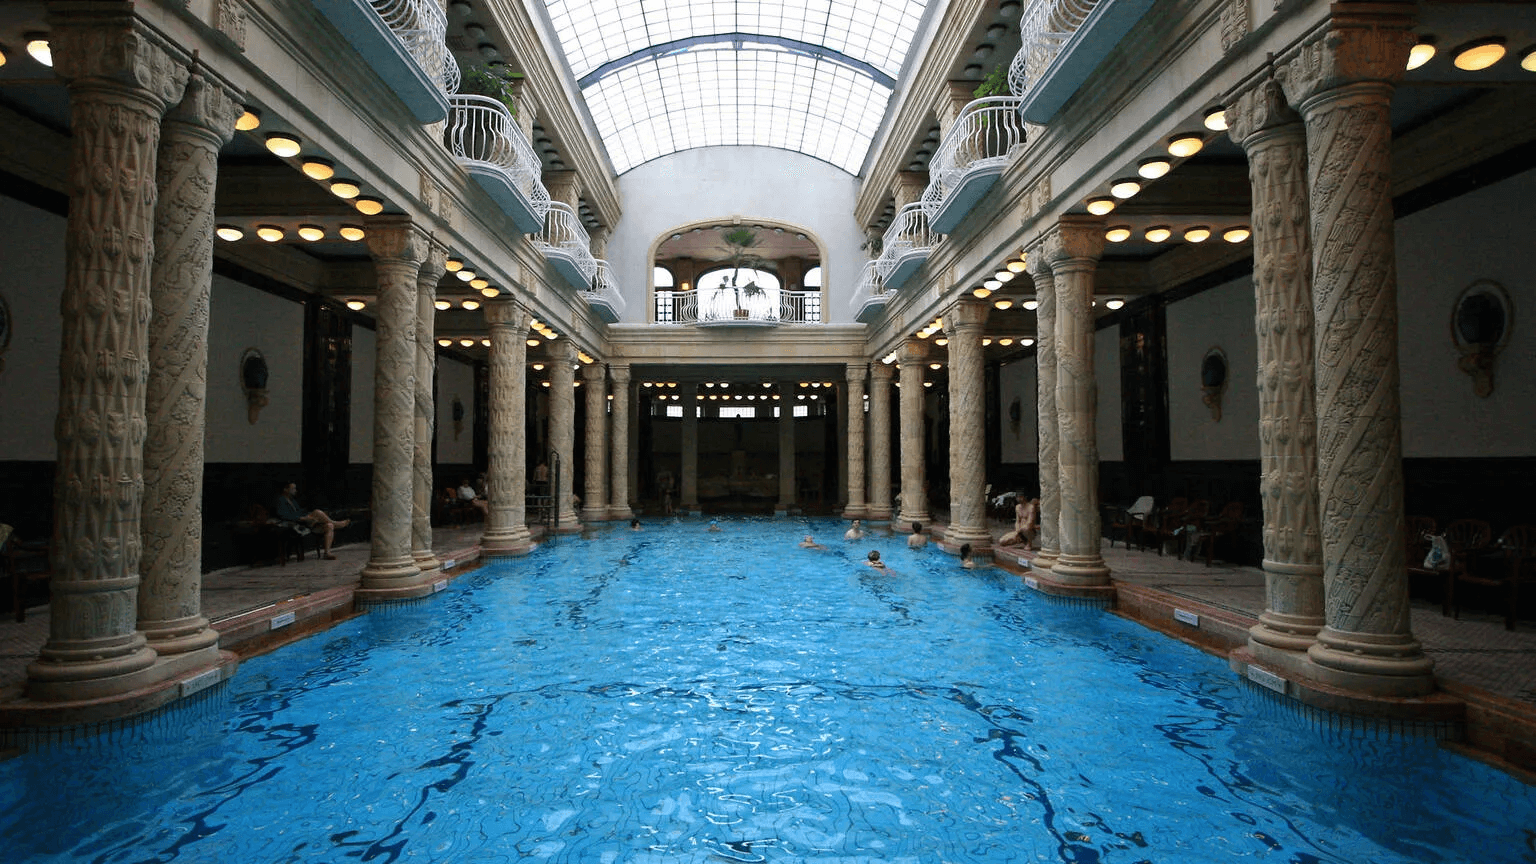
[1008,0,1100,97]
[369,0,459,94]
[446,95,550,217]
[653,288,821,325]
[857,260,887,298]
[921,96,1026,219]
[533,202,598,283]
[876,203,934,282]
[582,261,626,314]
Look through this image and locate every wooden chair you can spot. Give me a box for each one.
[1107,496,1154,549]
[1145,499,1189,556]
[1190,501,1244,566]
[5,525,52,623]
[1454,525,1536,630]
[1442,518,1493,617]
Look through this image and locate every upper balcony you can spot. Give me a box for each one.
[310,0,458,123]
[1008,0,1156,124]
[583,261,627,323]
[874,203,934,293]
[921,96,1027,235]
[849,261,889,324]
[654,288,823,328]
[534,202,598,290]
[446,95,550,234]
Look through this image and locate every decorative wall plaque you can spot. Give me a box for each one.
[240,347,269,424]
[1451,279,1513,398]
[1201,346,1229,421]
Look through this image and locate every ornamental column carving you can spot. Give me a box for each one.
[482,300,532,554]
[1027,238,1063,570]
[138,69,238,674]
[778,382,796,512]
[411,238,448,571]
[28,12,188,701]
[1047,217,1110,586]
[1275,5,1433,696]
[680,383,699,511]
[867,362,894,521]
[608,365,634,520]
[895,339,930,528]
[581,363,609,522]
[943,299,991,550]
[842,364,868,519]
[359,218,428,597]
[1228,75,1325,671]
[550,341,581,531]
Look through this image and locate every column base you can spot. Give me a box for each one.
[482,525,534,556]
[581,506,611,523]
[841,504,867,520]
[894,511,930,531]
[554,516,584,534]
[140,613,221,659]
[942,525,991,551]
[359,555,433,599]
[26,634,164,703]
[1249,608,1324,655]
[1032,547,1061,570]
[608,505,635,522]
[1304,626,1436,698]
[866,506,892,522]
[1050,552,1111,586]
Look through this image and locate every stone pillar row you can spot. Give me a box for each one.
[411,241,449,571]
[895,339,930,529]
[842,364,867,520]
[482,301,533,555]
[581,364,609,523]
[943,300,990,551]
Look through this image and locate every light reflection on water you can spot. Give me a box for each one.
[2,516,1534,863]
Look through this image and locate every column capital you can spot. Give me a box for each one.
[896,338,929,365]
[1274,4,1415,109]
[49,5,188,109]
[543,170,582,208]
[609,363,631,384]
[484,298,530,329]
[933,80,976,134]
[1049,216,1107,265]
[1026,232,1057,280]
[870,361,896,382]
[943,298,989,334]
[1226,74,1302,147]
[892,171,928,207]
[581,362,605,382]
[364,217,429,266]
[550,338,579,365]
[845,362,867,384]
[418,235,450,283]
[165,70,241,145]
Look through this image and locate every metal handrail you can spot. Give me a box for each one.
[368,0,459,94]
[653,288,820,324]
[921,96,1026,219]
[534,202,598,283]
[876,203,934,282]
[856,260,887,298]
[1008,0,1100,96]
[582,261,625,310]
[446,95,550,219]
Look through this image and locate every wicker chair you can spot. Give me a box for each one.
[1442,518,1493,617]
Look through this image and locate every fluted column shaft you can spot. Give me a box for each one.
[944,300,991,548]
[608,366,634,520]
[896,340,930,527]
[867,363,894,521]
[138,72,237,671]
[778,382,796,510]
[29,14,188,701]
[842,364,868,519]
[1027,249,1062,569]
[582,364,609,522]
[1229,76,1325,667]
[411,240,448,570]
[680,384,699,510]
[482,301,532,554]
[551,342,581,531]
[1048,218,1110,585]
[1277,7,1432,695]
[359,218,427,595]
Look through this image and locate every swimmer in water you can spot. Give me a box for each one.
[959,543,978,569]
[630,518,641,531]
[708,519,722,532]
[866,550,887,570]
[799,535,826,550]
[907,522,927,549]
[845,519,863,541]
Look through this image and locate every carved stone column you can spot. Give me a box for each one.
[28,13,188,701]
[581,363,609,522]
[778,382,796,512]
[1276,7,1433,696]
[842,363,868,519]
[608,365,634,520]
[867,362,894,521]
[411,238,448,571]
[1048,217,1110,585]
[359,218,428,598]
[680,383,699,511]
[1229,75,1326,672]
[896,339,930,528]
[1027,240,1063,570]
[943,299,991,550]
[550,341,581,531]
[137,70,237,676]
[482,301,532,555]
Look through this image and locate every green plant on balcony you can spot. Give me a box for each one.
[459,63,522,118]
[715,227,768,317]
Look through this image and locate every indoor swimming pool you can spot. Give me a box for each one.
[1,517,1533,863]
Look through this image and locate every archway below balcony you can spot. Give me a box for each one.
[648,219,825,326]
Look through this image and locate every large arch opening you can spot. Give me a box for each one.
[649,220,824,325]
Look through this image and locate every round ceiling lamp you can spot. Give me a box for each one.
[330,179,361,199]
[1167,135,1204,158]
[1086,197,1116,216]
[235,109,262,131]
[1138,158,1171,179]
[1144,226,1172,243]
[1110,178,1142,199]
[1407,37,1436,70]
[1223,226,1251,243]
[1453,38,1505,71]
[255,225,284,242]
[1105,226,1132,243]
[1184,226,1212,243]
[1203,108,1227,131]
[339,225,366,242]
[297,224,325,242]
[215,225,244,242]
[265,134,301,158]
[301,159,335,180]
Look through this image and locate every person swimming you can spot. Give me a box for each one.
[799,535,826,550]
[845,519,863,540]
[866,550,886,569]
[907,522,927,548]
[707,519,722,532]
[959,543,977,569]
[630,518,642,531]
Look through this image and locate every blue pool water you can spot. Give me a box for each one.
[2,517,1534,863]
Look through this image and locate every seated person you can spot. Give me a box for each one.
[999,498,1040,549]
[907,522,927,549]
[866,550,887,570]
[844,519,864,541]
[275,482,349,560]
[459,478,488,515]
[799,535,826,550]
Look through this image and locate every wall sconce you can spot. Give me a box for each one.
[1201,346,1229,421]
[1452,280,1512,397]
[239,348,269,425]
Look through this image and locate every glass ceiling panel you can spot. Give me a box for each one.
[544,0,929,175]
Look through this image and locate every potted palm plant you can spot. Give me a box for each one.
[716,228,767,318]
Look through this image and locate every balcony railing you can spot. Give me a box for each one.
[582,261,626,323]
[446,95,549,234]
[849,260,889,323]
[311,0,456,122]
[875,203,934,292]
[654,288,822,326]
[921,96,1026,234]
[534,202,598,289]
[1008,0,1155,124]
[1008,0,1099,98]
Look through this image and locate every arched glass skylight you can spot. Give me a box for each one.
[543,0,930,174]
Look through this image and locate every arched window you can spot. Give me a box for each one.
[696,267,781,319]
[803,266,822,288]
[653,266,674,289]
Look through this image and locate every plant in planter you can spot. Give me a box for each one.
[458,63,522,118]
[715,227,768,317]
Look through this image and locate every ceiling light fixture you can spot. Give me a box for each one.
[354,197,384,216]
[1105,298,1126,310]
[330,179,361,199]
[1021,338,1036,347]
[1110,178,1142,199]
[1006,258,1027,273]
[215,225,244,242]
[982,338,992,346]
[984,279,1002,291]
[338,225,366,242]
[1138,158,1171,179]
[456,270,477,282]
[434,299,451,311]
[1453,37,1505,71]
[1184,226,1212,243]
[1086,197,1116,216]
[445,258,464,272]
[437,338,452,347]
[469,278,489,289]
[973,287,993,299]
[461,338,476,347]
[998,338,1013,346]
[994,270,1015,283]
[994,299,1014,310]
[481,339,491,348]
[301,159,335,180]
[1167,134,1204,157]
[1407,37,1436,70]
[235,109,262,131]
[1022,299,1039,311]
[25,35,52,67]
[255,225,284,242]
[265,134,301,158]
[1522,46,1536,72]
[297,224,325,242]
[461,299,481,310]
[1144,226,1172,243]
[934,337,949,346]
[345,299,366,311]
[1105,226,1132,243]
[1223,226,1251,243]
[480,286,499,298]
[929,362,941,370]
[1203,108,1227,131]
